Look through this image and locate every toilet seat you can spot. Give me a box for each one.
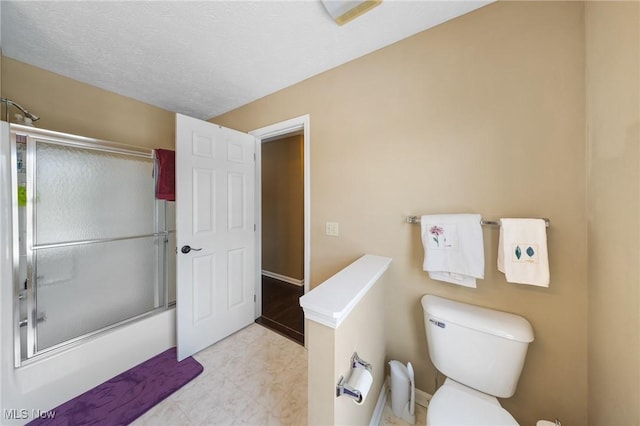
[427,379,519,426]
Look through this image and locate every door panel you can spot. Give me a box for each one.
[228,172,247,230]
[193,168,216,234]
[193,254,215,322]
[228,248,246,308]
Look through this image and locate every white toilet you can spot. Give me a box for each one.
[421,295,534,426]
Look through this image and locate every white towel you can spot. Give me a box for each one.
[421,214,485,288]
[497,218,549,287]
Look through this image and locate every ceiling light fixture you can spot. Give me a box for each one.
[321,0,382,26]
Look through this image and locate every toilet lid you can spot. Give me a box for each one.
[427,379,519,426]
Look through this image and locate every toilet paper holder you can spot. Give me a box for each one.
[336,352,372,403]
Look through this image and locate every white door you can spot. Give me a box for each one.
[175,113,256,361]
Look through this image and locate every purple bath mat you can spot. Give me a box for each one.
[28,347,203,426]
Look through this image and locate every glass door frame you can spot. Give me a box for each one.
[11,124,171,366]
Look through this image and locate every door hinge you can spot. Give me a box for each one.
[254,224,256,231]
[253,294,256,303]
[253,153,256,161]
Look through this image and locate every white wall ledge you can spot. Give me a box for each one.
[299,254,392,329]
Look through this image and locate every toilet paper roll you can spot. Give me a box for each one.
[347,367,373,405]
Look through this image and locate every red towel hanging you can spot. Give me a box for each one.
[155,149,175,201]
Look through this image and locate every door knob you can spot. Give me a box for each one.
[181,245,202,254]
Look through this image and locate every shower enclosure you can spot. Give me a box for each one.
[11,125,175,365]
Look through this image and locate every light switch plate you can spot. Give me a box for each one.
[326,222,339,236]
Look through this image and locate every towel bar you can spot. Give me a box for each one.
[406,216,550,227]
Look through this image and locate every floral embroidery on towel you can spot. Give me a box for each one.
[430,226,444,247]
[428,224,456,249]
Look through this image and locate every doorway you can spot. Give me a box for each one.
[250,115,310,346]
[257,133,304,344]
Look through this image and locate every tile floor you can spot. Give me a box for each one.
[132,323,426,425]
[132,324,307,425]
[380,398,427,426]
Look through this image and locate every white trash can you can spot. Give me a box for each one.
[389,360,416,424]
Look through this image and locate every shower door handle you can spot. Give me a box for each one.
[181,245,202,254]
[19,312,47,328]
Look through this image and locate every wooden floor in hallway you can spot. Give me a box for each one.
[255,275,304,345]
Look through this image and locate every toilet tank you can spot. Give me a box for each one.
[421,295,534,398]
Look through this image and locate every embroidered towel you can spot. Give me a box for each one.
[421,214,485,288]
[497,218,549,287]
[155,149,175,201]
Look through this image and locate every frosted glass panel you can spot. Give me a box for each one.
[35,236,163,351]
[35,142,155,244]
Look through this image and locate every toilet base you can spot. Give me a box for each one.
[426,379,518,426]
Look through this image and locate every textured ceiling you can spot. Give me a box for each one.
[1,1,491,120]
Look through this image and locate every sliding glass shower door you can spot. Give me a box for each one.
[15,127,169,362]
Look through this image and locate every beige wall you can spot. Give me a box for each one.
[1,57,174,149]
[262,134,304,280]
[307,275,386,425]
[213,2,588,424]
[307,319,336,425]
[586,2,640,426]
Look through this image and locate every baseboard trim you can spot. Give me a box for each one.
[262,270,304,286]
[370,376,432,425]
[415,387,432,408]
[370,377,389,426]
